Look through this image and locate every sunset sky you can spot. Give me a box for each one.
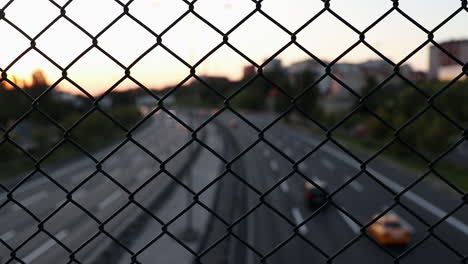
[0,0,466,94]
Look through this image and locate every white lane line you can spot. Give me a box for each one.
[280,181,289,193]
[0,155,99,202]
[298,163,308,171]
[71,171,90,184]
[321,157,335,170]
[22,230,67,263]
[75,190,86,199]
[98,191,122,210]
[276,142,284,148]
[0,230,16,242]
[55,190,86,208]
[338,211,360,234]
[263,149,271,157]
[137,167,152,180]
[72,176,82,184]
[344,176,364,192]
[55,199,65,209]
[269,160,279,172]
[297,134,468,236]
[291,208,308,235]
[12,191,48,212]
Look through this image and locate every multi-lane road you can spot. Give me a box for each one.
[199,112,468,264]
[1,110,467,263]
[0,110,202,263]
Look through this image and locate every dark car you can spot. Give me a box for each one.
[304,180,328,208]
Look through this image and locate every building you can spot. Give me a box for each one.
[320,63,366,112]
[243,65,256,79]
[359,60,393,82]
[287,60,367,111]
[242,57,423,113]
[288,59,328,93]
[428,39,468,80]
[285,58,420,112]
[327,63,366,97]
[51,90,86,108]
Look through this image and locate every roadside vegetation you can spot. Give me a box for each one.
[0,71,142,180]
[311,78,468,191]
[174,70,468,190]
[2,67,466,190]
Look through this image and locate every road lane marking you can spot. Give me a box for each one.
[72,176,82,184]
[55,190,86,208]
[276,141,284,148]
[137,167,153,180]
[71,171,91,184]
[344,176,364,192]
[338,211,360,234]
[402,191,468,234]
[0,156,100,202]
[246,199,255,264]
[269,160,279,172]
[311,176,321,182]
[12,191,48,212]
[98,191,122,210]
[321,158,335,170]
[280,181,289,193]
[75,190,86,199]
[55,199,65,209]
[22,231,67,263]
[291,208,308,235]
[296,134,468,236]
[0,231,15,242]
[458,142,468,156]
[0,126,159,203]
[298,163,308,171]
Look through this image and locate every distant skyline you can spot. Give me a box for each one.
[0,0,467,94]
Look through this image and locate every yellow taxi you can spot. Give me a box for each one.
[368,213,411,246]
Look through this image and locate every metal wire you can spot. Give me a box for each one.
[0,0,467,263]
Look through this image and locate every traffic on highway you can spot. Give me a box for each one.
[2,0,468,263]
[1,110,467,264]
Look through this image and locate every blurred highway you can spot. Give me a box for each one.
[0,110,199,263]
[198,112,468,264]
[1,110,467,263]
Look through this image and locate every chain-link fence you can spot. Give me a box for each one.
[1,0,468,263]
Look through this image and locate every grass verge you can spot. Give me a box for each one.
[335,133,468,191]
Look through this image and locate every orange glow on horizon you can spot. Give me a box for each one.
[0,0,466,95]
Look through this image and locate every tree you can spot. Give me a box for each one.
[28,70,48,98]
[357,76,379,112]
[231,76,270,111]
[294,70,320,117]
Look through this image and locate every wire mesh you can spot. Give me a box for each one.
[0,0,467,263]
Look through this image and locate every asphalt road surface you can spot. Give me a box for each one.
[1,109,467,263]
[0,110,199,263]
[200,112,468,264]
